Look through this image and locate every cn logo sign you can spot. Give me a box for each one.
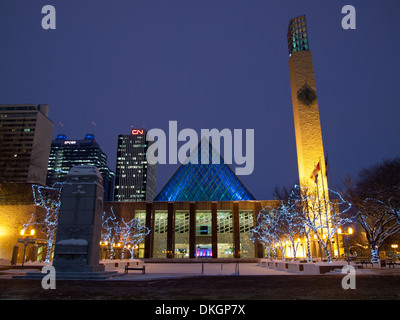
[131,129,144,135]
[341,5,356,30]
[41,5,56,30]
[41,266,56,289]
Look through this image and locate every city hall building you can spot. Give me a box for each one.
[104,200,278,260]
[104,141,277,259]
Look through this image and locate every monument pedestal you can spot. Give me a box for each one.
[14,166,120,280]
[51,166,119,279]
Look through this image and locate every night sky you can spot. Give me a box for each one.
[1,1,399,200]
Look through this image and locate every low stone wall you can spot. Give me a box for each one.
[100,259,143,271]
[276,261,288,270]
[287,263,304,272]
[142,258,259,263]
[261,259,346,274]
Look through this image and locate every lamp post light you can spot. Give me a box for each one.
[100,241,110,260]
[19,228,35,270]
[338,227,353,265]
[391,244,398,261]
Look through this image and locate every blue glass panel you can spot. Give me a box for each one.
[154,140,255,201]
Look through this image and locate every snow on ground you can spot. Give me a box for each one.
[0,259,380,280]
[0,261,297,280]
[112,262,306,281]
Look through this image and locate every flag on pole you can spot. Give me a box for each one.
[310,161,321,180]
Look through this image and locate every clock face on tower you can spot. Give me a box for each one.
[297,82,317,106]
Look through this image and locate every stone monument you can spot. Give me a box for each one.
[51,166,117,279]
[14,166,118,280]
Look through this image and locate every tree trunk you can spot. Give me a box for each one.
[370,247,380,263]
[321,242,332,263]
[306,240,312,261]
[272,247,277,259]
[45,239,53,263]
[291,242,298,261]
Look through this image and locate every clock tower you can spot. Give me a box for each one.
[288,15,328,193]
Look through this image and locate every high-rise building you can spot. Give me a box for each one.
[287,15,328,191]
[155,139,255,201]
[114,128,157,201]
[46,134,115,201]
[0,104,54,185]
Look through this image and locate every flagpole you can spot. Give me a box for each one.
[320,156,332,259]
[325,151,333,190]
[315,173,324,260]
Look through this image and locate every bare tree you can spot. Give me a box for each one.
[23,183,63,262]
[291,185,352,263]
[101,207,150,260]
[251,207,279,259]
[252,197,305,261]
[101,207,119,260]
[344,157,400,263]
[119,217,150,259]
[254,184,352,263]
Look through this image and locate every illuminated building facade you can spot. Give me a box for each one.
[0,104,53,185]
[104,200,275,259]
[46,134,115,201]
[104,139,260,259]
[114,129,157,201]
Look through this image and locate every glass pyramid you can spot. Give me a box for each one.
[154,139,255,201]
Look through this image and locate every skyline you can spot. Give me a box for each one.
[1,1,399,199]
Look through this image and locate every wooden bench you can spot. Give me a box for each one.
[355,260,374,267]
[386,261,400,269]
[125,265,146,274]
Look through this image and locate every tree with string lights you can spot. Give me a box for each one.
[253,184,352,263]
[101,208,150,260]
[23,183,63,262]
[251,206,279,259]
[290,185,352,263]
[101,207,120,260]
[252,202,305,260]
[344,157,400,263]
[119,217,150,259]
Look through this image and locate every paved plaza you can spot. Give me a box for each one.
[0,261,399,300]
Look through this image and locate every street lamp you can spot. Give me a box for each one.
[20,229,35,236]
[19,228,35,269]
[338,227,353,265]
[391,244,398,261]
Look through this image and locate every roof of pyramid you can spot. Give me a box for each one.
[154,139,255,201]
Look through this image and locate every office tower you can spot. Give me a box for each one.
[47,134,115,201]
[155,139,255,201]
[0,104,53,185]
[114,128,157,201]
[287,15,328,191]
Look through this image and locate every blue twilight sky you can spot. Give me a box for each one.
[0,1,399,200]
